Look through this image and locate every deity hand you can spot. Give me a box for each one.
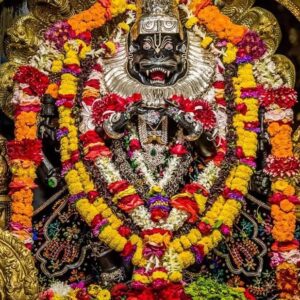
[249,170,270,196]
[103,100,145,139]
[165,101,203,141]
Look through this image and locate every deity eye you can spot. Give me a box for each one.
[164,42,173,51]
[143,42,152,50]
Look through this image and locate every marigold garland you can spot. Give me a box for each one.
[262,64,300,297]
[8,66,46,248]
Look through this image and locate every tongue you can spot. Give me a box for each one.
[150,71,166,81]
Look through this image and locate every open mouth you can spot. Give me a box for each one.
[144,67,172,85]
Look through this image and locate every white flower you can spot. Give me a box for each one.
[50,282,71,296]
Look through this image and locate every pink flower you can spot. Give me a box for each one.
[220,224,231,236]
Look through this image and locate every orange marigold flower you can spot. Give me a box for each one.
[280,199,295,213]
[46,83,59,99]
[197,5,246,44]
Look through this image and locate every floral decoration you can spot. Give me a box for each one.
[6,0,300,298]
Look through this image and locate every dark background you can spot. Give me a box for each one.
[1,0,300,125]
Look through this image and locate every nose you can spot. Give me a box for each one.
[154,48,164,59]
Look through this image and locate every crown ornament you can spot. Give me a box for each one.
[131,0,183,40]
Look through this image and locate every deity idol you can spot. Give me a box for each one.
[0,0,300,299]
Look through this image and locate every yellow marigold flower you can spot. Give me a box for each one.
[201,36,213,49]
[179,251,195,268]
[169,271,182,282]
[99,226,114,242]
[180,236,192,249]
[51,60,63,73]
[223,43,237,64]
[118,22,130,33]
[110,0,127,17]
[127,4,137,11]
[113,186,136,203]
[152,271,168,280]
[189,228,202,241]
[194,193,207,212]
[132,249,143,265]
[115,237,127,252]
[85,208,98,225]
[102,208,113,218]
[105,41,117,55]
[185,16,198,29]
[170,239,184,253]
[88,284,102,296]
[130,234,142,245]
[133,274,150,284]
[150,185,163,194]
[97,290,111,300]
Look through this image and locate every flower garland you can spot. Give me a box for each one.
[187,0,247,44]
[262,86,300,298]
[7,66,46,248]
[47,0,266,293]
[40,282,111,300]
[55,39,129,255]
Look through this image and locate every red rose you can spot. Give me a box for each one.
[118,225,132,238]
[77,31,92,44]
[87,190,99,202]
[71,150,80,163]
[39,290,54,300]
[91,214,103,228]
[150,208,169,222]
[76,290,90,300]
[159,283,191,300]
[198,221,212,235]
[171,197,198,223]
[170,144,188,156]
[128,93,142,103]
[129,139,142,151]
[118,194,143,212]
[142,228,171,238]
[213,81,225,89]
[127,288,156,300]
[111,283,128,299]
[183,183,201,194]
[108,180,130,194]
[121,242,136,257]
[236,103,247,115]
[244,289,256,300]
[80,131,103,146]
[93,63,103,72]
[235,146,245,159]
[85,79,100,89]
[216,98,226,106]
[7,140,42,165]
[82,96,96,106]
[213,152,225,166]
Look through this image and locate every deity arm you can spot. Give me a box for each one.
[103,101,144,139]
[249,107,271,196]
[165,104,203,141]
[37,95,62,190]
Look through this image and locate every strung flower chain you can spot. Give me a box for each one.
[8,66,46,248]
[262,86,300,298]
